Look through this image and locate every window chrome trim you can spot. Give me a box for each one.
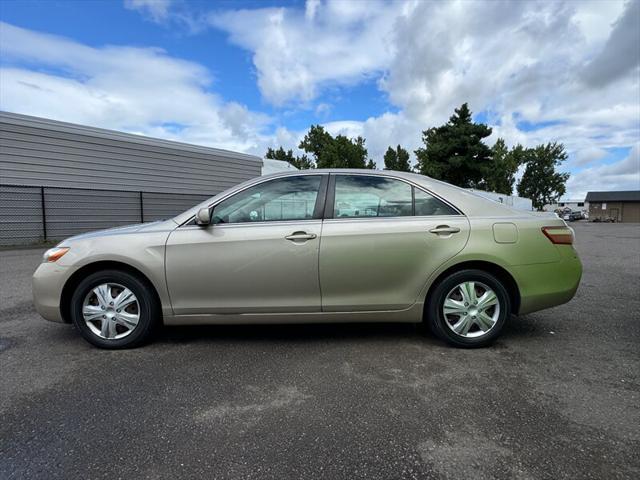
[321,214,464,225]
[179,219,322,230]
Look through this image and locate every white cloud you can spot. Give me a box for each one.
[566,143,640,199]
[574,147,609,167]
[582,0,640,87]
[379,0,639,155]
[571,0,626,45]
[123,0,207,33]
[208,0,398,106]
[305,0,321,21]
[124,0,173,23]
[2,0,639,200]
[0,22,271,154]
[208,0,639,197]
[314,102,332,118]
[323,112,422,164]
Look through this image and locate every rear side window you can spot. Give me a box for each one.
[414,188,458,216]
[331,175,458,219]
[333,176,412,218]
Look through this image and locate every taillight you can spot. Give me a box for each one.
[541,226,574,245]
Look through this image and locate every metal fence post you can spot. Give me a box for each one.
[40,186,47,241]
[139,191,144,223]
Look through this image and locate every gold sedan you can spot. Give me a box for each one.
[33,170,581,349]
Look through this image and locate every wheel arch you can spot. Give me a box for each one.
[60,261,163,324]
[424,260,521,316]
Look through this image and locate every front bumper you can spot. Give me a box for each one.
[513,246,582,315]
[32,261,69,323]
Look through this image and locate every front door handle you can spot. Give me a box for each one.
[285,231,317,242]
[429,225,461,235]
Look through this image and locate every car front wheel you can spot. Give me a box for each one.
[426,269,510,348]
[70,269,159,349]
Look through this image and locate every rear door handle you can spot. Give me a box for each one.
[429,225,461,235]
[285,231,317,242]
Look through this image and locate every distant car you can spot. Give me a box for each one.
[33,170,582,349]
[563,211,582,222]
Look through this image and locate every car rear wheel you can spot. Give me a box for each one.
[426,269,510,348]
[70,270,159,349]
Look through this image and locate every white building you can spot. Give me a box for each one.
[466,189,533,211]
[262,158,298,175]
[543,199,588,212]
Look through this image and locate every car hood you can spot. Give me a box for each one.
[60,219,178,245]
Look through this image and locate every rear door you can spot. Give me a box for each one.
[319,174,470,312]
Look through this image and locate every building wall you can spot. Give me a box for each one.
[0,111,263,195]
[621,203,640,223]
[588,201,640,223]
[544,201,588,212]
[0,112,264,245]
[262,158,298,175]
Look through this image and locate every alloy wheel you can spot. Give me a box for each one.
[82,283,140,340]
[442,281,500,338]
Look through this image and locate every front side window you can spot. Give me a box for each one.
[333,176,412,218]
[212,176,321,224]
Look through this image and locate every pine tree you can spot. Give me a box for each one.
[383,145,412,172]
[415,103,492,188]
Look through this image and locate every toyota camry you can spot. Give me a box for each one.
[33,169,582,349]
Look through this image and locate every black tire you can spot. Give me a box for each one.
[70,269,159,349]
[425,269,510,348]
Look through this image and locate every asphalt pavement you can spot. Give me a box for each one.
[1,222,639,479]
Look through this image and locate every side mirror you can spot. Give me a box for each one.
[195,207,211,226]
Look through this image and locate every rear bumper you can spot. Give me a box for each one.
[32,262,68,323]
[513,246,582,315]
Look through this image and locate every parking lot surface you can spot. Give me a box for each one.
[1,222,639,479]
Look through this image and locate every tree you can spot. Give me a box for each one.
[415,103,492,188]
[299,124,371,169]
[265,146,315,170]
[383,145,412,172]
[516,142,570,211]
[481,139,526,195]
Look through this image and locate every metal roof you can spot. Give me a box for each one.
[0,111,262,164]
[585,191,640,202]
[1,110,263,196]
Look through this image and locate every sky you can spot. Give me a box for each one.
[0,0,638,199]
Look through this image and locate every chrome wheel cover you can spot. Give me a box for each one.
[82,283,140,340]
[443,281,500,338]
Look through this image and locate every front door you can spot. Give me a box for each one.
[319,174,470,311]
[166,174,327,315]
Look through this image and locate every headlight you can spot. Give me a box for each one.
[43,247,70,263]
